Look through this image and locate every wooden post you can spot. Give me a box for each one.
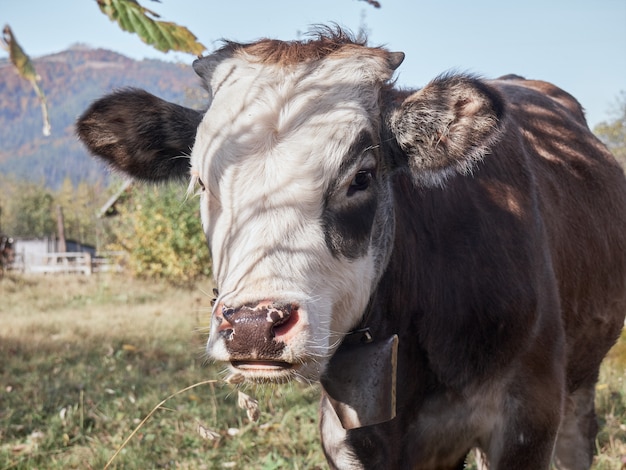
[56,205,67,253]
[85,252,92,275]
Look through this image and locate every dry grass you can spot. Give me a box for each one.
[0,273,625,469]
[0,273,210,343]
[594,330,626,470]
[0,273,325,469]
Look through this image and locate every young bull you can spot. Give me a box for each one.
[77,28,626,470]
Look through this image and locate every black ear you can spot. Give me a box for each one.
[386,75,505,186]
[76,88,203,182]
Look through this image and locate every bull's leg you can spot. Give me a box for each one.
[553,384,597,470]
[487,419,559,470]
[484,378,563,469]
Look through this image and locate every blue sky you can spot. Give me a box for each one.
[1,0,625,127]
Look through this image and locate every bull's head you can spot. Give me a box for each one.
[77,30,504,383]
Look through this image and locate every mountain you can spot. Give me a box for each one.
[0,45,206,189]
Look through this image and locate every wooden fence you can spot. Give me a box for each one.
[11,252,124,275]
[27,252,92,275]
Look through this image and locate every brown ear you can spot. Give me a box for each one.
[386,74,506,186]
[76,88,203,182]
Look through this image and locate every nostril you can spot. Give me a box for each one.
[222,307,236,321]
[266,304,293,327]
[219,328,234,341]
[216,313,234,341]
[272,306,300,340]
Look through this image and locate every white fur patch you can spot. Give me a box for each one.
[191,53,393,380]
[320,395,363,469]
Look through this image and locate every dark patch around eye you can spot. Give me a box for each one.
[323,195,377,259]
[329,130,376,194]
[322,129,380,259]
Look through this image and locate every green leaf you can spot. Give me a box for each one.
[97,0,206,56]
[1,24,51,136]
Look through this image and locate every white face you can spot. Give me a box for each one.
[190,52,396,382]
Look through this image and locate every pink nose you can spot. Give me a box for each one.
[216,302,299,359]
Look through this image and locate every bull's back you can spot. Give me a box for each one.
[497,78,626,389]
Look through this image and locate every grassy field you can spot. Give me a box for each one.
[1,273,625,469]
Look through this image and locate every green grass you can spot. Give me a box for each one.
[1,273,625,469]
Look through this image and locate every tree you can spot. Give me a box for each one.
[54,177,105,246]
[594,91,626,168]
[108,182,211,284]
[2,180,56,238]
[0,175,109,245]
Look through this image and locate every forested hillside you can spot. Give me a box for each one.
[0,45,204,189]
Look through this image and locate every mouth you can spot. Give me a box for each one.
[230,360,295,383]
[231,360,293,370]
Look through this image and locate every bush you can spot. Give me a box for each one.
[110,182,211,284]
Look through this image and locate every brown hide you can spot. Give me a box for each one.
[499,78,626,391]
[325,76,626,469]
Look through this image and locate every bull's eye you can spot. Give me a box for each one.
[189,173,206,197]
[349,169,374,195]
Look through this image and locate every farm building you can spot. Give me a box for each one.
[11,236,97,274]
